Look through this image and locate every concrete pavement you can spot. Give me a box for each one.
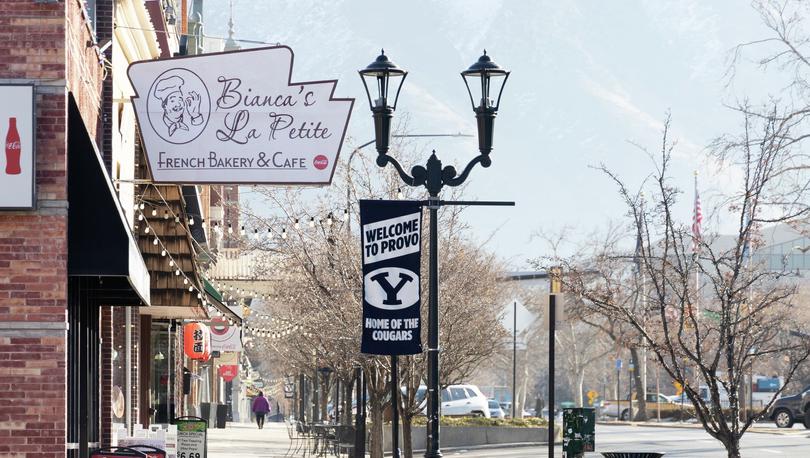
[207,422,293,457]
[206,421,810,457]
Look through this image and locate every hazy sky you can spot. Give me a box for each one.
[205,0,785,269]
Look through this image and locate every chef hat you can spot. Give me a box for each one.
[153,75,185,102]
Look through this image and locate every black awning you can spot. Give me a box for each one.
[67,96,150,306]
[181,185,208,247]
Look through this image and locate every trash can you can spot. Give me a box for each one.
[215,403,228,428]
[200,402,211,427]
[563,407,595,458]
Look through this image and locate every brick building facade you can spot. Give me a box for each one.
[0,1,104,457]
[0,2,241,456]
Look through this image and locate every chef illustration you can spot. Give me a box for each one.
[152,75,203,136]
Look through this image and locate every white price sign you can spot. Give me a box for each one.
[176,418,207,458]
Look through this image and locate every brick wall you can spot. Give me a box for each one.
[0,1,105,457]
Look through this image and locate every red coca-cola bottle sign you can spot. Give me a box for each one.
[5,117,21,175]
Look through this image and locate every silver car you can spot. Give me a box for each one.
[488,399,505,418]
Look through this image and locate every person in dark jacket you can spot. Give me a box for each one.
[252,391,271,429]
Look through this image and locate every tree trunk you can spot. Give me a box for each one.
[576,370,585,407]
[402,413,413,458]
[722,435,741,458]
[369,394,384,458]
[630,347,648,421]
[343,378,354,425]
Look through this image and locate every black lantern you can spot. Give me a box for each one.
[359,50,407,157]
[461,50,510,156]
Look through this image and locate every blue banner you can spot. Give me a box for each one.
[360,200,423,355]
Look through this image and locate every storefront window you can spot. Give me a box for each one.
[150,321,176,424]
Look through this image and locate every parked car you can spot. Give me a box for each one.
[488,399,505,418]
[416,384,491,418]
[498,401,531,418]
[768,384,810,428]
[667,385,730,408]
[603,392,680,420]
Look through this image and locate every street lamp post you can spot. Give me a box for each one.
[359,49,511,458]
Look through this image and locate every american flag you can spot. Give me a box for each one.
[691,174,702,255]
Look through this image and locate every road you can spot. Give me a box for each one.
[444,424,810,457]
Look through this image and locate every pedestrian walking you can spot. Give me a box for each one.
[252,391,271,429]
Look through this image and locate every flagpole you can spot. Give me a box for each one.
[693,170,701,393]
[694,171,700,321]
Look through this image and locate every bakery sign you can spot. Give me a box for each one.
[127,46,354,184]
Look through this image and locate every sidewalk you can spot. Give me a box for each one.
[208,421,293,457]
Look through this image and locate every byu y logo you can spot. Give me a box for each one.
[364,267,419,310]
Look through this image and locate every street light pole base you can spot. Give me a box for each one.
[424,451,443,458]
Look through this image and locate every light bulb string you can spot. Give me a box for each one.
[136,208,226,317]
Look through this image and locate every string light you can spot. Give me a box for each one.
[240,225,246,236]
[151,208,157,216]
[164,210,169,220]
[326,213,333,226]
[282,228,287,239]
[309,217,315,228]
[153,237,159,246]
[144,226,150,234]
[161,249,167,257]
[189,217,195,225]
[397,188,403,199]
[294,219,300,230]
[228,223,233,234]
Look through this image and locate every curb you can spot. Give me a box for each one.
[597,421,809,436]
[393,441,556,455]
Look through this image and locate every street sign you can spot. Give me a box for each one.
[175,416,207,458]
[360,200,423,355]
[629,362,635,372]
[674,381,683,396]
[615,359,622,370]
[127,46,354,185]
[587,390,598,406]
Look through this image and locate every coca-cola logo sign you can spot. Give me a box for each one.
[128,46,354,185]
[313,155,329,170]
[0,84,34,209]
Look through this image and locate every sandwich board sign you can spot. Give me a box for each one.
[127,46,354,184]
[174,416,207,458]
[359,200,423,355]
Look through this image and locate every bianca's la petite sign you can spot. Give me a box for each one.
[127,46,354,184]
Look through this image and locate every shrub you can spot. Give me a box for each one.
[410,416,549,428]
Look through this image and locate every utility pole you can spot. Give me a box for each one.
[616,359,621,423]
[548,267,561,458]
[512,299,517,419]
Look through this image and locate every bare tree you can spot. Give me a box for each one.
[555,114,810,457]
[237,131,508,458]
